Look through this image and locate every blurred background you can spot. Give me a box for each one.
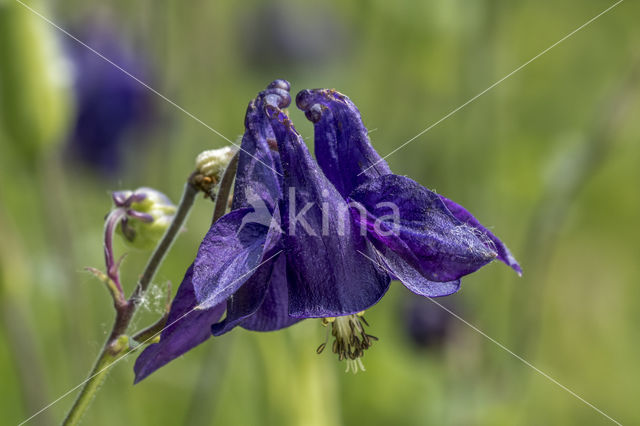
[1,0,639,424]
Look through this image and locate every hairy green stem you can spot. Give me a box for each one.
[61,336,129,426]
[128,181,198,310]
[62,180,199,425]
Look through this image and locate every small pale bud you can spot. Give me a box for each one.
[193,146,236,194]
[195,146,236,176]
[113,187,176,250]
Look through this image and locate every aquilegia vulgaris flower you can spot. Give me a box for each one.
[134,80,521,381]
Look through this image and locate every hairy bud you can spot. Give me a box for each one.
[193,146,237,195]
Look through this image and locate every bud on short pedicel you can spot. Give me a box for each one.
[112,187,176,250]
[193,146,237,195]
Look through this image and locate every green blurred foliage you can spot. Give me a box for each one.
[0,0,639,425]
[0,0,72,163]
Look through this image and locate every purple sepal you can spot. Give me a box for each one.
[133,265,225,383]
[350,174,497,283]
[374,245,461,297]
[212,255,299,335]
[126,209,154,223]
[192,208,281,310]
[439,196,522,275]
[273,109,390,317]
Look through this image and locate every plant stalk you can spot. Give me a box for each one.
[211,150,239,225]
[62,180,199,425]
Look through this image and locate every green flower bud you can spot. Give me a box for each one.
[196,146,236,178]
[112,188,176,251]
[0,1,73,162]
[192,146,237,195]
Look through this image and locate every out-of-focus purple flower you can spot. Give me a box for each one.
[402,297,456,350]
[66,24,152,175]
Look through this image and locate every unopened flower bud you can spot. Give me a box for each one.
[193,146,237,195]
[113,187,176,250]
[0,1,72,163]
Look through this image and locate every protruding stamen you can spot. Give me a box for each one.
[317,312,375,373]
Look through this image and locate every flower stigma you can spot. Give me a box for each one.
[317,312,378,374]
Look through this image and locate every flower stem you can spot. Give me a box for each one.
[62,181,199,425]
[211,149,238,225]
[103,209,127,297]
[128,181,198,308]
[61,336,129,426]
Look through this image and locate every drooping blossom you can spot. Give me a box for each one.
[134,80,520,381]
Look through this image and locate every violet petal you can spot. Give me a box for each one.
[240,255,301,331]
[232,80,290,211]
[192,208,279,309]
[439,195,522,275]
[133,265,225,383]
[273,111,390,317]
[350,174,497,283]
[212,254,299,335]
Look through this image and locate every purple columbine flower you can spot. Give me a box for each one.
[134,80,521,381]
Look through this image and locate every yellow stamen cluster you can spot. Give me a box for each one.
[317,312,377,373]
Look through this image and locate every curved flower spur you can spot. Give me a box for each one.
[134,80,521,381]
